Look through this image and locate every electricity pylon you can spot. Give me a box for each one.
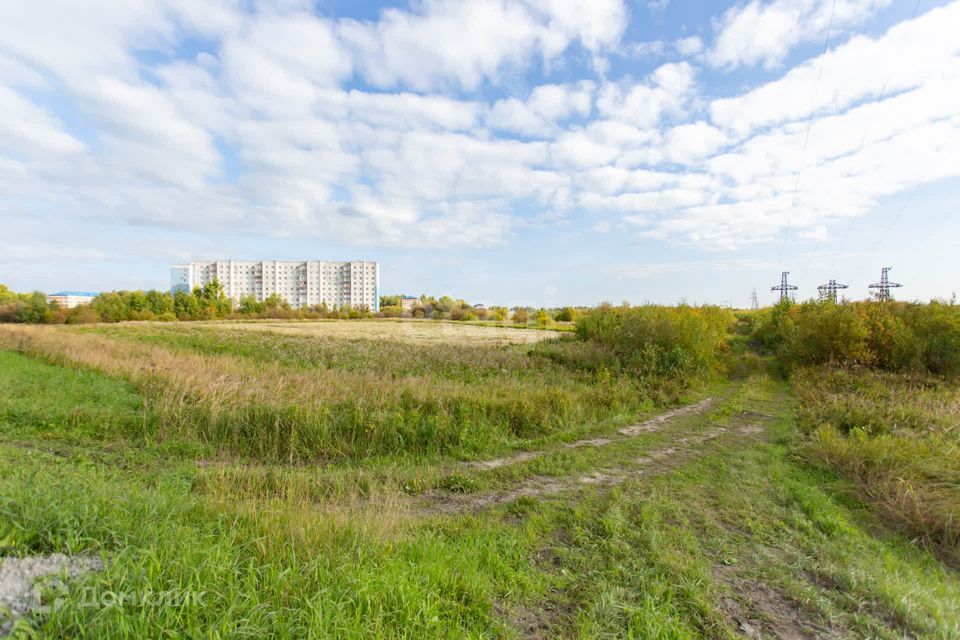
[868,267,902,301]
[817,279,848,302]
[771,271,798,303]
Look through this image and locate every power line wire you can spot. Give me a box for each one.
[777,0,839,269]
[827,0,923,273]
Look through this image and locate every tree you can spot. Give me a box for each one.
[18,292,53,323]
[536,308,552,328]
[555,307,578,322]
[512,308,529,325]
[89,293,123,322]
[173,290,202,319]
[67,305,101,324]
[145,290,173,316]
[0,284,18,304]
[200,279,225,301]
[489,306,508,322]
[263,293,289,310]
[237,295,265,315]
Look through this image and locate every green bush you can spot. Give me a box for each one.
[754,300,960,376]
[574,304,734,381]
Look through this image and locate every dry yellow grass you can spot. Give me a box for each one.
[188,318,561,345]
[0,323,625,462]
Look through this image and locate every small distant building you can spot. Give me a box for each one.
[47,291,98,308]
[400,296,419,311]
[473,303,487,311]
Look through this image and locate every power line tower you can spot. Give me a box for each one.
[868,267,902,301]
[817,279,848,302]
[750,289,759,311]
[771,271,798,303]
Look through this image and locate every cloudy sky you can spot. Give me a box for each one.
[1,0,958,306]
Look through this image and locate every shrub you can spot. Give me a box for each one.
[535,309,552,328]
[67,306,101,324]
[18,292,54,323]
[754,300,960,376]
[575,304,734,381]
[512,308,529,325]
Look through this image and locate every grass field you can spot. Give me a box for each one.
[792,365,960,565]
[2,318,959,638]
[183,319,567,345]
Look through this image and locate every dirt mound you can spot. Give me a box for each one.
[0,554,103,636]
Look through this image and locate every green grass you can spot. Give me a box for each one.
[1,446,546,638]
[0,350,144,442]
[1,324,702,464]
[792,365,960,564]
[2,322,959,638]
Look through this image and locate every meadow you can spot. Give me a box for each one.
[750,299,960,566]
[0,320,682,464]
[2,308,959,638]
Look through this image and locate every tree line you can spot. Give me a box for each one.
[379,294,580,326]
[0,284,582,326]
[749,298,960,376]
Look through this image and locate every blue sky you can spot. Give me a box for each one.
[1,0,958,307]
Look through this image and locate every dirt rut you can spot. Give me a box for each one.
[463,397,717,471]
[424,422,765,515]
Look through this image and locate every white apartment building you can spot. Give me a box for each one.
[47,291,98,308]
[170,261,379,311]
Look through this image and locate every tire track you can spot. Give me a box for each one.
[424,421,766,516]
[463,397,717,471]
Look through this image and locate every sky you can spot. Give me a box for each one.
[1,0,958,307]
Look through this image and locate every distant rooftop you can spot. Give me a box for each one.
[49,291,99,297]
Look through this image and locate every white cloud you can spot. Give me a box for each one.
[488,81,593,136]
[707,0,891,69]
[340,0,627,91]
[675,36,704,56]
[597,62,696,127]
[710,1,960,134]
[0,0,957,260]
[626,40,667,58]
[663,121,728,164]
[0,86,86,156]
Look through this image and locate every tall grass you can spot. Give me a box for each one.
[0,325,672,463]
[792,366,960,563]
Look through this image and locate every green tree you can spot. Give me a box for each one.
[173,290,202,320]
[145,290,173,315]
[263,293,290,310]
[535,308,552,328]
[237,295,265,315]
[0,284,18,304]
[91,292,129,323]
[18,292,53,323]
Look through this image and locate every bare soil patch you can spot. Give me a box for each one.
[193,319,561,346]
[0,554,103,636]
[424,421,754,515]
[715,565,843,640]
[463,397,716,471]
